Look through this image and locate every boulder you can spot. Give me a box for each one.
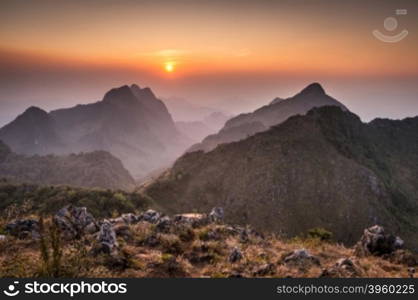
[156,216,172,233]
[252,263,276,277]
[96,220,118,254]
[229,247,243,263]
[173,213,208,227]
[354,225,403,256]
[0,234,6,241]
[283,249,320,267]
[139,209,161,224]
[5,219,40,239]
[110,213,140,225]
[209,207,224,223]
[320,258,363,278]
[54,205,99,239]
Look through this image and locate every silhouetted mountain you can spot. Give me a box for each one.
[190,83,347,152]
[144,106,418,249]
[0,85,190,179]
[0,140,135,189]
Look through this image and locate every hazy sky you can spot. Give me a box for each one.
[0,0,417,125]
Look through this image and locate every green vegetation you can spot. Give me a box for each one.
[0,179,153,219]
[307,227,333,241]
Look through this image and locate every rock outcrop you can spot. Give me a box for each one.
[5,219,40,239]
[96,220,118,254]
[282,249,320,267]
[321,258,363,277]
[54,205,99,239]
[354,225,404,256]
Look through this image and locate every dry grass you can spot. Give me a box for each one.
[0,217,415,278]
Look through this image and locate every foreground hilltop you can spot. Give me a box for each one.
[0,84,190,179]
[0,205,415,278]
[144,106,418,249]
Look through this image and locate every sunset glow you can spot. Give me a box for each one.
[0,0,417,124]
[164,62,174,73]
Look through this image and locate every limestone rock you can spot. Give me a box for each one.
[5,219,40,239]
[354,225,403,256]
[54,205,99,239]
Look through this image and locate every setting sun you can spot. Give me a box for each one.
[164,62,174,73]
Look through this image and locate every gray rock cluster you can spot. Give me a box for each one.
[321,257,362,277]
[173,213,208,227]
[354,225,404,256]
[209,207,224,223]
[109,209,161,226]
[96,220,118,254]
[5,219,40,239]
[54,205,99,239]
[140,209,161,224]
[283,249,320,266]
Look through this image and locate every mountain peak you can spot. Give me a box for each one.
[24,106,48,115]
[299,83,325,96]
[130,83,141,90]
[102,85,136,103]
[270,97,285,105]
[130,84,156,99]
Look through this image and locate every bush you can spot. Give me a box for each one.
[307,227,333,241]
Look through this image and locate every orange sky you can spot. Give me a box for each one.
[0,0,417,124]
[1,0,417,77]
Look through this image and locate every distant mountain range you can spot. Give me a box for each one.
[175,111,232,142]
[162,96,223,122]
[144,104,418,249]
[0,84,190,179]
[189,83,347,152]
[0,140,135,189]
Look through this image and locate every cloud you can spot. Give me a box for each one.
[135,49,191,58]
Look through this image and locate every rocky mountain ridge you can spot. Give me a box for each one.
[144,106,418,249]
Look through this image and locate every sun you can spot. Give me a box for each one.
[164,62,174,73]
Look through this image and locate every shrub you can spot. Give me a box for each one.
[307,227,333,241]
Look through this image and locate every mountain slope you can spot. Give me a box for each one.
[143,106,418,249]
[0,140,135,190]
[0,106,63,155]
[0,84,190,179]
[190,83,347,152]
